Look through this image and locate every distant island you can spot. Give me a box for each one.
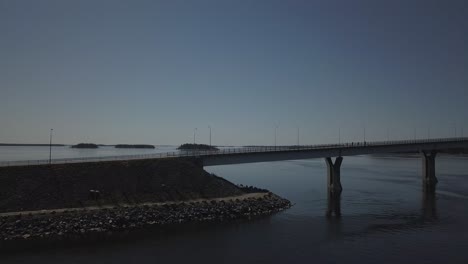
[0,143,66,147]
[71,143,99,149]
[177,143,219,151]
[115,144,155,149]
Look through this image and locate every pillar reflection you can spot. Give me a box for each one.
[421,185,437,220]
[326,191,341,219]
[326,190,342,239]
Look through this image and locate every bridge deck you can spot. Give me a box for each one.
[1,138,467,167]
[202,138,468,166]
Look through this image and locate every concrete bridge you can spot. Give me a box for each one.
[1,137,467,218]
[198,137,468,217]
[1,137,467,199]
[199,138,468,196]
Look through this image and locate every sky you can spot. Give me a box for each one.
[1,0,467,146]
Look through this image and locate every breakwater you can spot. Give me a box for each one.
[0,193,291,243]
[0,158,292,250]
[0,158,245,213]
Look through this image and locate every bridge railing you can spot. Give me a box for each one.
[1,137,467,167]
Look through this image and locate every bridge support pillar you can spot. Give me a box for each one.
[325,157,343,195]
[422,151,437,190]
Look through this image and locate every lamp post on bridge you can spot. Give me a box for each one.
[297,127,300,146]
[363,126,366,144]
[49,129,53,164]
[208,126,212,146]
[338,128,341,144]
[193,128,197,144]
[274,125,279,150]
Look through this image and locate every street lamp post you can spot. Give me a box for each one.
[338,128,341,144]
[363,126,366,143]
[193,128,197,144]
[297,127,299,146]
[209,126,211,146]
[274,125,278,150]
[49,129,53,164]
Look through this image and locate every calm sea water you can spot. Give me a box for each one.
[0,146,179,162]
[1,149,468,263]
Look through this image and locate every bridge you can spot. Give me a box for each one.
[201,137,468,195]
[197,137,468,218]
[1,137,467,198]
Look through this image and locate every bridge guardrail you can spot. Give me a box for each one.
[1,137,467,167]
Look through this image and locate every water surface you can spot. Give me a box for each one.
[2,154,468,263]
[0,145,178,162]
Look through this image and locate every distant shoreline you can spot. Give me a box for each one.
[115,144,155,149]
[0,143,66,147]
[71,143,99,149]
[0,143,161,148]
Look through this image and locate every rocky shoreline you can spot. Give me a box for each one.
[0,192,291,243]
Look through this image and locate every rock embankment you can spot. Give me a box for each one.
[0,158,244,213]
[0,193,291,242]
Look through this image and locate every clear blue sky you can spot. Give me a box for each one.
[1,0,467,146]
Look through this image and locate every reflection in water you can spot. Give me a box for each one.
[326,191,342,238]
[325,185,439,240]
[326,191,341,218]
[422,185,437,220]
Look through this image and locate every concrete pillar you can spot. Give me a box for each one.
[325,157,343,195]
[421,151,437,189]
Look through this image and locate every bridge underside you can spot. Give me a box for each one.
[200,141,458,217]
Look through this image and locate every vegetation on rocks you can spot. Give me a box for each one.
[177,144,219,151]
[71,143,99,149]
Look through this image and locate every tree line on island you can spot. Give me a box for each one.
[177,143,219,151]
